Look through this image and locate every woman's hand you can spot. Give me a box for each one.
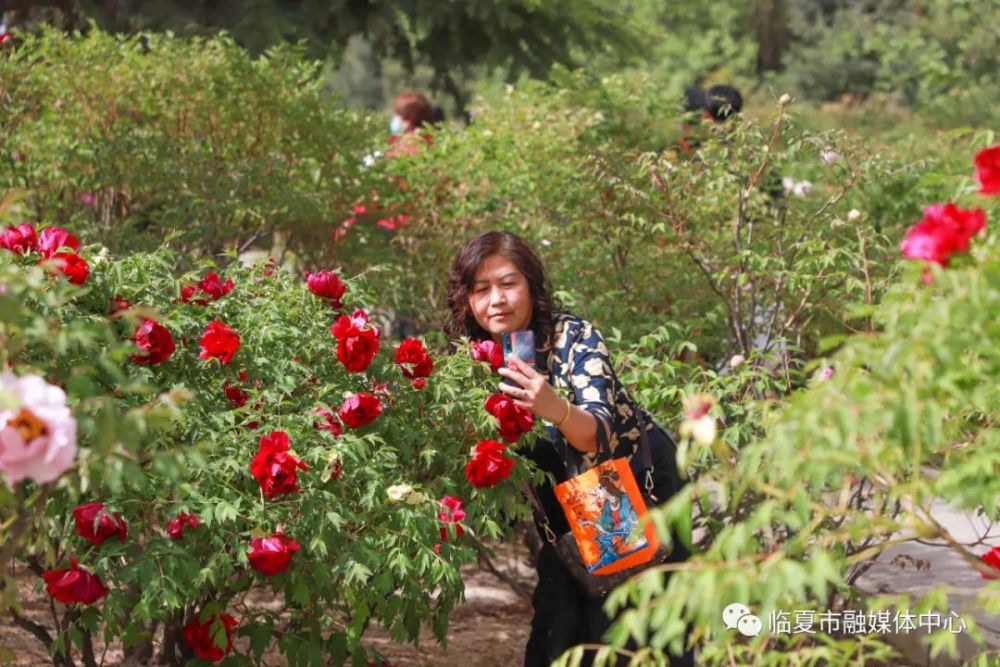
[497,356,566,422]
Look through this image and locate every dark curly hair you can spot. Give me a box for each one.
[445,231,561,349]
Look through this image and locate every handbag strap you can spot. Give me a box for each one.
[635,410,657,502]
[523,483,558,544]
[549,408,659,503]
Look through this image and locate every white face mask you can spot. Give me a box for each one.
[389,115,405,135]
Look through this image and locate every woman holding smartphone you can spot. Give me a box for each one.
[445,231,693,667]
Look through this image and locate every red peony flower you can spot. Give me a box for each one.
[199,320,240,365]
[72,502,127,545]
[223,374,250,408]
[314,407,343,436]
[247,531,301,576]
[394,338,433,379]
[131,318,176,365]
[484,393,534,443]
[980,546,1000,580]
[471,340,503,371]
[376,213,410,232]
[47,252,89,285]
[182,612,238,662]
[339,392,382,429]
[249,431,308,499]
[37,227,81,258]
[41,557,109,605]
[464,439,515,488]
[900,203,986,267]
[306,270,347,307]
[411,378,426,390]
[974,144,1000,196]
[167,512,201,540]
[0,223,37,254]
[181,272,234,305]
[330,309,380,373]
[437,495,466,542]
[108,295,131,316]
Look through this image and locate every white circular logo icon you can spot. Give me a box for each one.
[722,603,751,630]
[737,613,763,637]
[722,602,763,637]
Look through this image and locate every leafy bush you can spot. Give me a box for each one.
[1,28,378,260]
[0,200,538,665]
[574,144,1000,667]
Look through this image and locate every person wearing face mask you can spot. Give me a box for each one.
[386,91,436,158]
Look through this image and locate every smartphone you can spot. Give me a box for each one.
[501,330,536,366]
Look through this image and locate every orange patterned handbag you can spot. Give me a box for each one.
[527,413,671,598]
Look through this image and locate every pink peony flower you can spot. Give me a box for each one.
[0,372,77,486]
[437,495,466,542]
[900,203,986,267]
[37,228,81,258]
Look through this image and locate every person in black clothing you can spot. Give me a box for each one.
[445,231,694,667]
[680,84,743,155]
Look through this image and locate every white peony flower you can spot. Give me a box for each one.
[386,483,415,503]
[679,393,718,446]
[820,150,841,165]
[680,415,718,447]
[791,180,813,198]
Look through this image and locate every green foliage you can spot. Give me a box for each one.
[341,72,939,363]
[70,0,640,107]
[1,28,377,259]
[778,0,1000,123]
[576,150,1000,665]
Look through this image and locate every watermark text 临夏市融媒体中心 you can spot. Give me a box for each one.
[722,603,968,639]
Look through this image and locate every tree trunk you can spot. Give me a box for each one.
[753,0,789,74]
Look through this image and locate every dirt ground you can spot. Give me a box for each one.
[0,543,537,667]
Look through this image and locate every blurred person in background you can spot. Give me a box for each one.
[678,84,743,155]
[386,91,436,158]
